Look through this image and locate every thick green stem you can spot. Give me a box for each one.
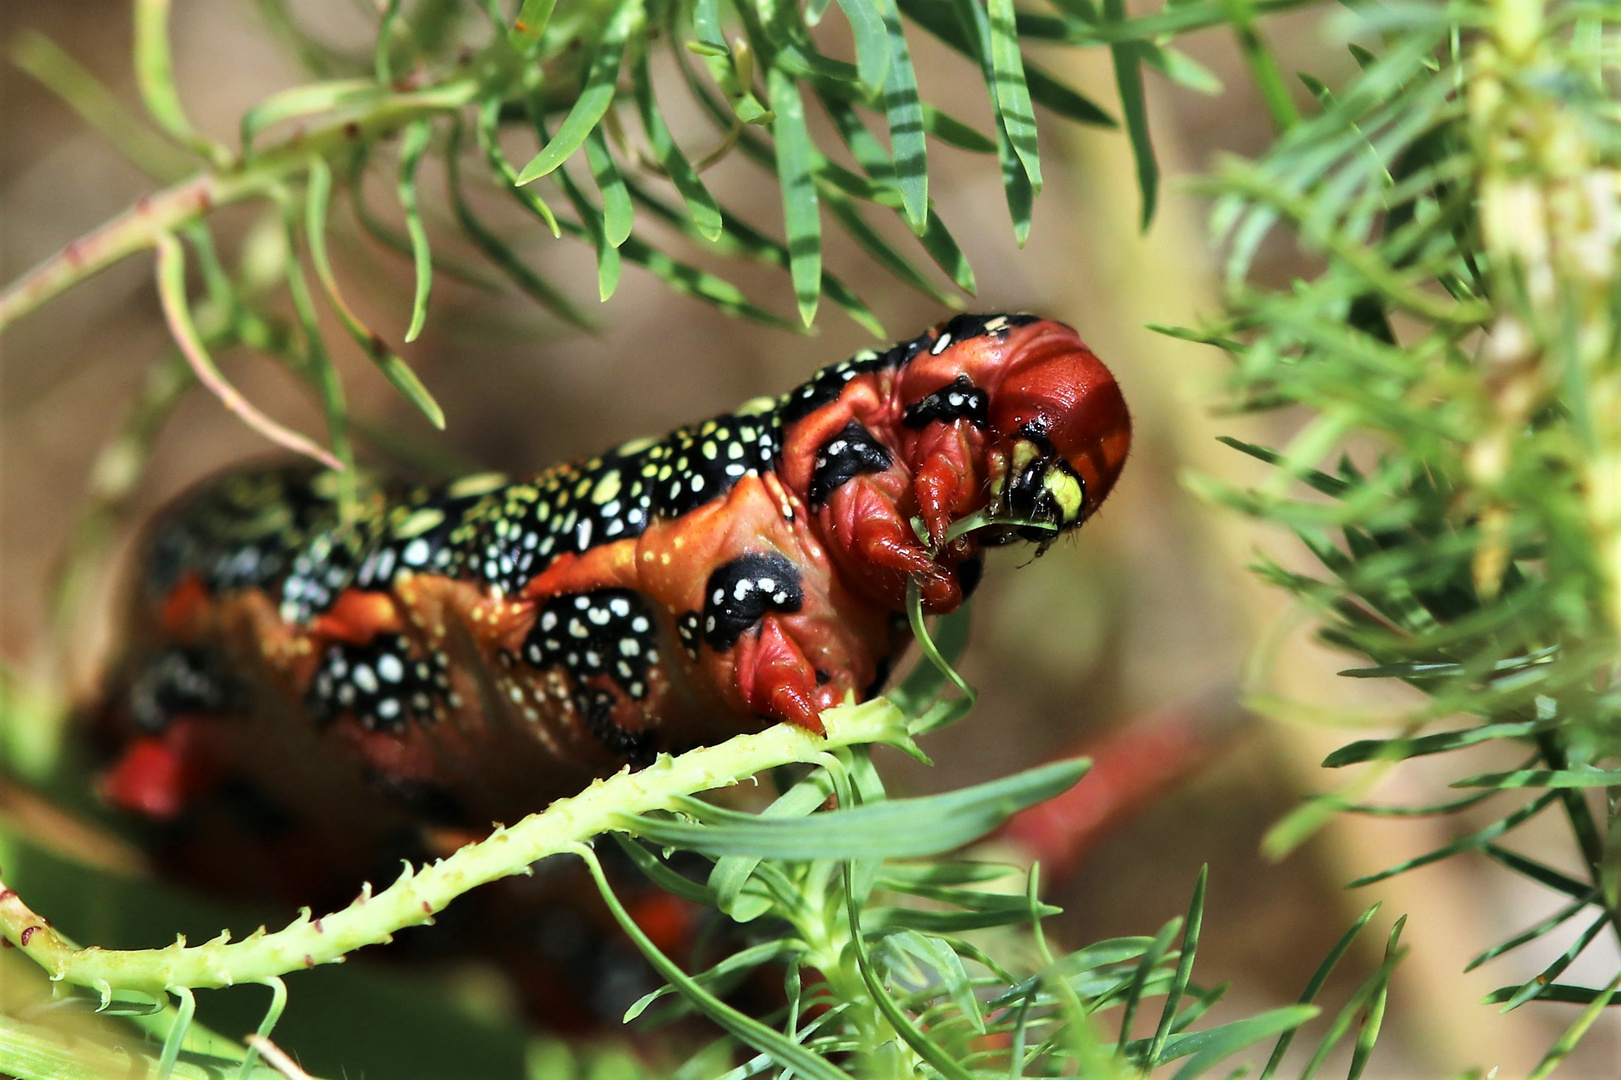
[0,701,909,995]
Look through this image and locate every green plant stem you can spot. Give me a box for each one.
[0,700,910,994]
[0,82,477,335]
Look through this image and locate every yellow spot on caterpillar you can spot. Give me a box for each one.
[617,436,658,456]
[592,470,622,504]
[1043,469,1085,523]
[394,507,445,538]
[735,395,775,416]
[702,441,718,460]
[446,471,509,498]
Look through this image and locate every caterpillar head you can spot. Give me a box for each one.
[896,314,1131,547]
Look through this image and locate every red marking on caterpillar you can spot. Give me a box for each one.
[91,314,1129,904]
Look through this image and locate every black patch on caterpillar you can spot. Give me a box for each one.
[129,646,232,732]
[577,686,654,761]
[363,771,470,827]
[936,312,1040,348]
[472,417,778,595]
[903,375,990,430]
[522,589,658,701]
[808,422,893,506]
[776,333,929,425]
[676,611,702,661]
[307,634,449,733]
[702,553,804,652]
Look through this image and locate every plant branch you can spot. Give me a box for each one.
[0,700,910,995]
[0,81,478,335]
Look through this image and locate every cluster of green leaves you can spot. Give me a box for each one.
[1178,0,1621,1069]
[0,636,1401,1080]
[4,0,1307,476]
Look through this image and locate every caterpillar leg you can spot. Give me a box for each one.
[733,615,830,735]
[839,481,962,611]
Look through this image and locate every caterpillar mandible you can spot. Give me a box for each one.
[92,313,1129,893]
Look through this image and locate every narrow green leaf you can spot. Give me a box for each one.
[239,80,380,155]
[611,834,717,906]
[1527,974,1621,1080]
[154,232,341,468]
[509,0,558,52]
[845,874,979,1080]
[1483,983,1621,1006]
[346,146,503,290]
[622,175,880,333]
[623,940,793,1022]
[709,770,835,918]
[921,105,995,152]
[883,932,985,1032]
[626,758,1092,859]
[1149,867,1207,1065]
[948,0,1035,242]
[516,0,638,183]
[536,112,622,300]
[1452,767,1621,790]
[824,189,959,308]
[834,0,890,94]
[574,847,848,1080]
[692,0,729,55]
[986,0,1041,193]
[1347,791,1559,888]
[1324,720,1544,766]
[1466,890,1599,972]
[1119,916,1181,1061]
[584,127,633,247]
[134,0,224,164]
[769,66,821,326]
[306,155,446,428]
[276,204,355,500]
[455,126,590,329]
[1140,42,1223,95]
[1103,0,1157,228]
[888,606,972,716]
[918,209,978,293]
[397,117,435,343]
[619,235,793,326]
[374,0,404,83]
[1498,913,1611,1011]
[1481,844,1593,900]
[476,97,559,237]
[876,0,926,230]
[631,39,723,240]
[1257,905,1379,1079]
[1165,1006,1319,1079]
[9,30,194,182]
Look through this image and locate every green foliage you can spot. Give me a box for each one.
[13,0,1604,1075]
[0,0,1271,469]
[1181,0,1621,1066]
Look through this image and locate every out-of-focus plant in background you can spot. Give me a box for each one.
[0,0,1618,1076]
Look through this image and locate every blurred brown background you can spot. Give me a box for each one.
[2,0,1618,1075]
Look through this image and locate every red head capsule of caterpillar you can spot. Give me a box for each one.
[894,316,1131,550]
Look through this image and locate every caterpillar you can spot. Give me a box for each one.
[92,313,1129,901]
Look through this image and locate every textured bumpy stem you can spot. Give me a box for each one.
[0,701,909,995]
[0,82,478,335]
